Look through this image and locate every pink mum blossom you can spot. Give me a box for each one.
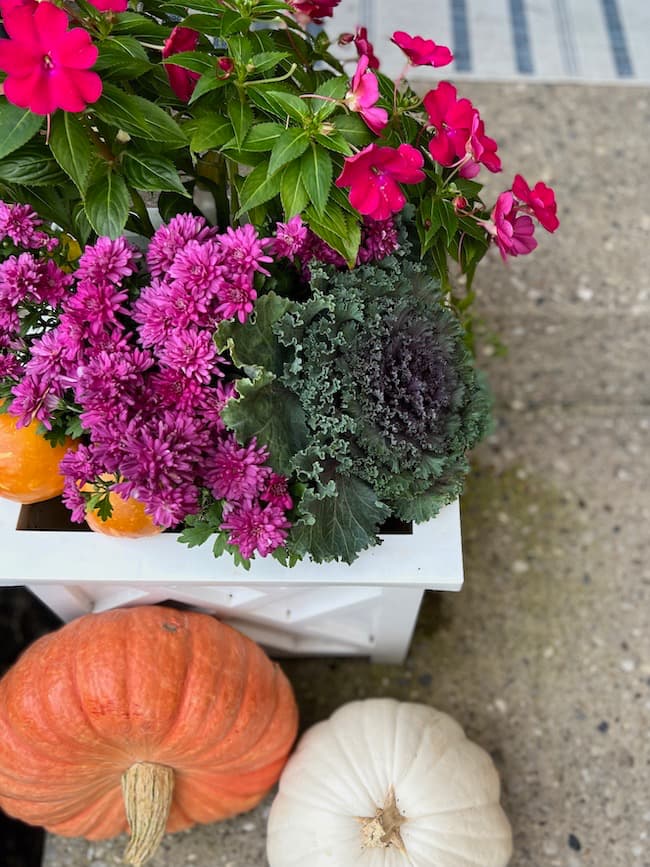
[219,225,273,277]
[335,143,425,221]
[147,213,215,278]
[64,280,129,336]
[163,26,200,102]
[345,55,388,135]
[488,191,538,261]
[0,201,49,249]
[423,81,475,167]
[272,216,308,259]
[168,239,224,300]
[391,31,453,67]
[75,237,140,286]
[157,327,222,384]
[357,217,399,264]
[261,473,293,511]
[9,374,61,428]
[215,275,257,323]
[220,501,291,559]
[205,435,269,502]
[0,2,102,115]
[512,174,559,232]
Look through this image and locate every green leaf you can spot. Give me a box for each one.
[237,161,282,214]
[188,115,232,152]
[112,12,170,42]
[215,291,291,376]
[158,191,196,222]
[268,128,310,176]
[222,371,309,476]
[290,476,389,564]
[306,202,360,267]
[178,13,223,35]
[333,113,373,147]
[84,171,130,237]
[313,130,352,155]
[312,76,348,119]
[49,113,94,194]
[160,50,215,75]
[249,51,290,74]
[0,101,43,160]
[457,215,489,242]
[262,90,310,122]
[122,152,190,196]
[280,160,309,218]
[187,71,229,104]
[95,37,152,79]
[453,177,483,199]
[93,84,187,147]
[0,145,65,186]
[300,144,332,215]
[439,199,458,243]
[243,122,285,152]
[228,99,253,148]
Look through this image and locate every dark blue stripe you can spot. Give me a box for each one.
[509,0,534,74]
[600,0,634,77]
[449,0,471,72]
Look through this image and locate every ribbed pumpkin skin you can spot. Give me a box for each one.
[0,606,299,840]
[84,492,163,538]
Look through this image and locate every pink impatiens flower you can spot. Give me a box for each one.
[0,2,102,115]
[392,31,453,67]
[345,55,388,135]
[512,174,559,232]
[423,81,475,167]
[163,26,200,102]
[335,143,425,221]
[461,112,501,178]
[353,27,380,70]
[288,0,340,24]
[488,191,538,261]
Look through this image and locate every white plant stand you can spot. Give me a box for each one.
[0,498,463,663]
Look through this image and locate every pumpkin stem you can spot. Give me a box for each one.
[121,762,175,866]
[359,788,406,852]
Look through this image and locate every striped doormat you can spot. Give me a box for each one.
[329,0,650,84]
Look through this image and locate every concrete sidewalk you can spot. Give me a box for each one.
[44,83,650,867]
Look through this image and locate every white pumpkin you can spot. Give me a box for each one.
[267,698,513,867]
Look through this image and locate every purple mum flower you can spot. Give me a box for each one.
[64,280,130,336]
[157,327,223,384]
[220,501,291,559]
[75,237,140,286]
[9,374,61,428]
[214,274,257,323]
[219,224,273,277]
[271,216,308,259]
[205,434,270,502]
[147,213,216,278]
[0,201,50,249]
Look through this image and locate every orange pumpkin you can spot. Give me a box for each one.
[0,412,73,504]
[0,606,299,865]
[84,485,163,538]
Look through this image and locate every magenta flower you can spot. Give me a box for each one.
[0,201,49,249]
[423,81,475,167]
[261,473,293,511]
[0,2,102,115]
[64,280,129,336]
[75,237,140,286]
[0,0,37,13]
[86,0,127,11]
[163,26,200,102]
[512,174,559,233]
[9,374,60,428]
[147,213,215,278]
[167,239,224,300]
[354,27,380,70]
[205,435,269,502]
[219,225,273,277]
[357,217,399,264]
[345,55,388,135]
[392,31,453,67]
[461,112,501,178]
[149,367,203,412]
[272,216,308,259]
[157,327,222,384]
[217,57,234,78]
[488,191,538,261]
[335,143,425,221]
[220,501,291,559]
[214,275,257,323]
[288,0,340,24]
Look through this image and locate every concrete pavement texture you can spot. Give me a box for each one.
[44,83,650,866]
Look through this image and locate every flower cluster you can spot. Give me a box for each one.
[1,213,293,561]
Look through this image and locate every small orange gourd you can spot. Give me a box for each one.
[0,412,73,503]
[0,606,299,865]
[84,485,163,538]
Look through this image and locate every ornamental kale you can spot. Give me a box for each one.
[217,233,491,562]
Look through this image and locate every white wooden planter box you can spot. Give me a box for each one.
[0,497,463,664]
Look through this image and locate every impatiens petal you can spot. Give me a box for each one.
[428,134,456,166]
[385,144,425,183]
[86,0,128,11]
[423,81,457,123]
[512,174,531,201]
[361,105,388,135]
[1,5,40,49]
[0,39,41,76]
[33,1,70,47]
[4,66,54,113]
[51,28,99,69]
[391,31,453,67]
[349,177,382,216]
